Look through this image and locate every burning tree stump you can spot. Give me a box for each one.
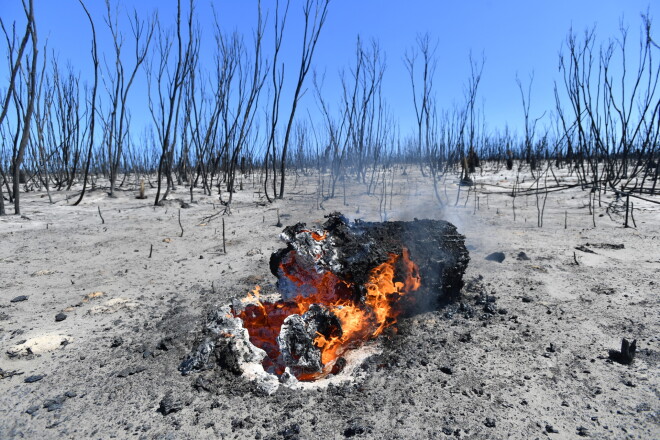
[272,212,469,308]
[181,212,469,387]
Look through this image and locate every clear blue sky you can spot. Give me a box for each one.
[1,0,656,142]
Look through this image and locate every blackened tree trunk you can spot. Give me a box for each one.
[12,0,38,215]
[73,0,99,206]
[278,0,329,199]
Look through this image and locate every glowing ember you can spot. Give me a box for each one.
[233,242,420,381]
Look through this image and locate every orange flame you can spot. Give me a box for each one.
[309,231,327,241]
[234,247,420,380]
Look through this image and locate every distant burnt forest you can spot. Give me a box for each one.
[1,0,658,220]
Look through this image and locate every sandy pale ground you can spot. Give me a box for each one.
[0,166,658,439]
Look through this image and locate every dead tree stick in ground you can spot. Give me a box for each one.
[630,202,637,228]
[512,195,517,221]
[592,194,596,228]
[222,217,226,253]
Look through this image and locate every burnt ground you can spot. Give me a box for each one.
[0,167,659,439]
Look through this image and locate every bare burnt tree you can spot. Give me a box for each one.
[405,33,437,177]
[0,125,9,215]
[364,68,391,196]
[185,23,223,201]
[559,28,593,186]
[4,0,38,215]
[48,61,83,190]
[73,0,99,206]
[263,0,290,202]
[313,70,347,199]
[277,0,330,199]
[311,35,389,200]
[516,72,545,173]
[205,21,241,197]
[176,16,200,192]
[426,100,449,206]
[146,0,195,206]
[222,2,267,207]
[177,17,203,197]
[633,16,660,195]
[0,1,34,215]
[604,15,660,190]
[101,0,154,197]
[553,80,576,172]
[461,53,484,181]
[558,15,660,197]
[30,44,52,202]
[347,37,385,185]
[0,18,31,213]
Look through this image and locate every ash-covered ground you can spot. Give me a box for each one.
[1,167,658,439]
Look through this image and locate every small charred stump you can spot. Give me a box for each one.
[608,338,637,365]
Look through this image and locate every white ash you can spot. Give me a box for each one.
[180,304,377,394]
[280,228,343,274]
[179,306,279,394]
[285,343,382,391]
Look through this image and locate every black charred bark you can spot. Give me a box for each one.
[271,212,469,311]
